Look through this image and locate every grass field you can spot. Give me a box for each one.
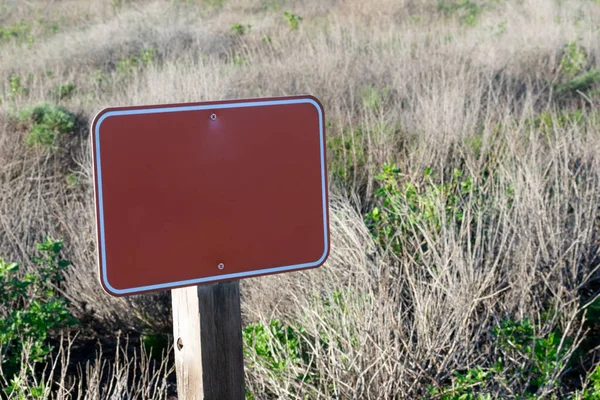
[1,0,600,398]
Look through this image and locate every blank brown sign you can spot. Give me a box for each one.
[91,96,329,296]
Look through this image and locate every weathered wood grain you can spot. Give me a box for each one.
[172,282,245,400]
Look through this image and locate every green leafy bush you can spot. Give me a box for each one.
[8,74,27,99]
[327,125,365,187]
[0,19,34,45]
[359,85,390,112]
[117,48,156,75]
[52,82,76,100]
[493,318,568,391]
[232,54,250,66]
[555,42,600,96]
[366,165,480,255]
[140,332,170,361]
[243,319,309,376]
[430,318,572,399]
[555,69,600,95]
[19,103,76,150]
[429,366,492,400]
[231,23,251,35]
[283,11,303,30]
[574,364,600,399]
[0,238,77,396]
[528,109,584,132]
[561,41,587,76]
[438,0,482,25]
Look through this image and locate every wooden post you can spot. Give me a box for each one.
[172,282,245,400]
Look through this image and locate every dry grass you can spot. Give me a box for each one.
[1,0,600,398]
[1,334,174,399]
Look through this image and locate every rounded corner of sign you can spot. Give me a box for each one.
[91,108,117,133]
[312,241,331,269]
[302,96,325,115]
[99,273,125,297]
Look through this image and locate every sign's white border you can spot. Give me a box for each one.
[94,98,328,295]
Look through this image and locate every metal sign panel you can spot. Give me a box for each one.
[91,96,329,296]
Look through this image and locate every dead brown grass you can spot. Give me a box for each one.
[1,0,600,398]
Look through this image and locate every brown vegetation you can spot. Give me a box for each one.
[1,0,600,398]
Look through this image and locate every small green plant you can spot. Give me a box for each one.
[438,0,482,26]
[561,41,587,76]
[555,42,600,96]
[117,48,156,75]
[141,332,170,360]
[232,55,249,66]
[359,85,390,111]
[496,20,507,36]
[92,68,105,86]
[283,11,303,30]
[0,19,33,45]
[326,125,365,187]
[52,82,76,100]
[243,318,320,398]
[19,103,76,151]
[555,69,600,94]
[110,0,131,12]
[366,165,479,255]
[65,173,78,188]
[139,48,155,65]
[429,366,492,399]
[574,364,600,399]
[243,319,308,375]
[0,238,77,396]
[430,318,571,398]
[231,23,251,35]
[4,377,46,400]
[9,74,27,99]
[493,318,570,392]
[48,22,60,35]
[528,109,584,132]
[201,0,224,6]
[410,14,424,24]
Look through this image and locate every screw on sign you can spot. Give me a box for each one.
[91,95,330,399]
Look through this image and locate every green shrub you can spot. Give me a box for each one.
[141,332,170,361]
[493,318,568,391]
[359,85,390,112]
[366,165,481,255]
[243,319,309,376]
[117,48,156,75]
[232,54,249,66]
[429,366,492,400]
[555,42,600,96]
[327,125,365,187]
[65,172,79,188]
[430,318,572,399]
[8,74,27,99]
[0,19,33,45]
[52,82,76,100]
[0,238,77,396]
[19,103,76,150]
[438,0,482,25]
[201,0,224,7]
[555,69,600,94]
[528,109,584,131]
[561,41,587,76]
[574,364,600,399]
[231,23,251,35]
[283,11,303,30]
